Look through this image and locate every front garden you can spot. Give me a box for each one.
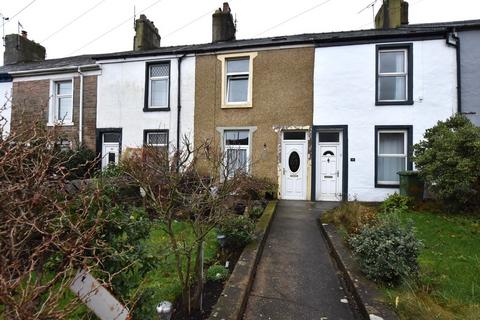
[323,201,480,319]
[385,210,480,319]
[0,122,276,320]
[322,114,480,320]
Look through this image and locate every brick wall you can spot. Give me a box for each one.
[83,76,97,150]
[11,75,97,150]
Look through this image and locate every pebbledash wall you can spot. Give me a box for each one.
[10,72,98,150]
[96,55,195,152]
[0,80,12,137]
[313,39,457,201]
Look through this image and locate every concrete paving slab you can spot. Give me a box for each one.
[243,201,357,320]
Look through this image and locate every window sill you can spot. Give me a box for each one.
[375,183,400,189]
[143,107,171,112]
[376,100,414,106]
[221,103,252,109]
[47,122,74,127]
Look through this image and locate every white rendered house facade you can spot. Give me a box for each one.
[96,54,195,168]
[313,38,457,202]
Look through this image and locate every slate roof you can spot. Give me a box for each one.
[1,19,480,74]
[0,54,95,73]
[408,19,480,28]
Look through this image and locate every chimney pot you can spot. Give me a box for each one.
[21,30,28,38]
[222,2,231,13]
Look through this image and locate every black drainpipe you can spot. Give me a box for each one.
[446,28,462,113]
[176,54,186,171]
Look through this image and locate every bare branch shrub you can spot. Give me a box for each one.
[0,121,109,319]
[122,136,249,314]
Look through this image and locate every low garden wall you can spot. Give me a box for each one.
[208,201,277,320]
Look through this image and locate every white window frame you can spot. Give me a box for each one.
[224,130,250,177]
[218,52,257,109]
[377,49,408,102]
[48,78,74,126]
[226,58,249,104]
[148,63,170,109]
[217,127,256,178]
[377,130,408,185]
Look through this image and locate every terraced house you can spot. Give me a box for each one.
[1,1,479,201]
[1,31,100,150]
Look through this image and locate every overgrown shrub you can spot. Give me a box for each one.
[57,144,97,179]
[234,175,277,201]
[382,193,412,213]
[98,206,157,305]
[218,215,255,248]
[322,201,377,235]
[413,114,480,212]
[249,205,264,220]
[0,122,131,319]
[206,264,229,282]
[77,176,157,319]
[349,216,421,286]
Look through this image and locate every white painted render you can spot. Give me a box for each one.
[314,39,457,201]
[96,56,195,152]
[0,81,12,137]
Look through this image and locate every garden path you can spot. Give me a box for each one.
[243,200,358,320]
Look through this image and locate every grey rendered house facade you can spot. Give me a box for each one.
[459,27,480,125]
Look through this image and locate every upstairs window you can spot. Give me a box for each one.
[219,52,256,108]
[145,62,170,110]
[51,80,73,124]
[376,44,413,105]
[226,58,249,104]
[224,130,249,176]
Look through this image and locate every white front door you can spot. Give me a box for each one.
[102,142,120,169]
[282,141,307,200]
[317,145,342,201]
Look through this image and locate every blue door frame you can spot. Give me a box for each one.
[311,125,349,201]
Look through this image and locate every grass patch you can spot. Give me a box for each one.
[141,220,219,304]
[322,202,480,319]
[383,211,480,319]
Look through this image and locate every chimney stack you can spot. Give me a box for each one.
[375,0,409,29]
[133,14,161,51]
[3,32,46,65]
[212,2,236,42]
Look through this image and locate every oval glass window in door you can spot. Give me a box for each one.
[288,151,300,173]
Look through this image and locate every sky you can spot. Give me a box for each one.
[1,0,480,64]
